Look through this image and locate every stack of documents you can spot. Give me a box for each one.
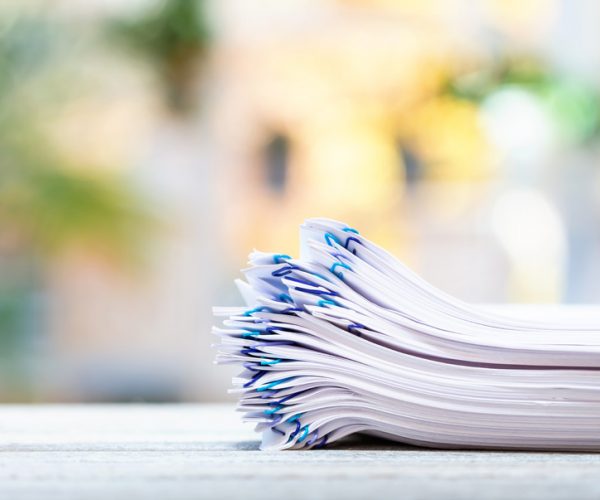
[214,218,600,450]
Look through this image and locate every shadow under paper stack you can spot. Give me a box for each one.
[214,219,600,450]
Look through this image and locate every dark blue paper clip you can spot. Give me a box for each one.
[314,435,328,449]
[271,264,300,277]
[292,286,339,297]
[243,371,266,388]
[255,340,294,348]
[240,346,261,356]
[288,420,302,441]
[271,426,286,436]
[344,236,361,255]
[348,322,365,335]
[277,391,301,405]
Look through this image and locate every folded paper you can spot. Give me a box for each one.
[214,218,600,450]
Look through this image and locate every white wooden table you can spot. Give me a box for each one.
[1,404,599,499]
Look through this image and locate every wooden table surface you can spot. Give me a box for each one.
[1,404,599,499]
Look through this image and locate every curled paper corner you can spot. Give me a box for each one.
[214,218,600,451]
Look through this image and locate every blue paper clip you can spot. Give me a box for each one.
[243,306,270,316]
[278,293,293,303]
[297,425,310,443]
[317,299,339,307]
[330,261,352,279]
[273,254,291,264]
[256,377,292,392]
[264,404,283,416]
[324,232,341,247]
[241,330,261,338]
[260,358,282,366]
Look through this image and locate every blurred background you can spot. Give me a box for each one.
[1,0,600,402]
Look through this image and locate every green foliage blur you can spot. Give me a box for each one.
[0,14,154,263]
[444,57,600,146]
[107,0,211,114]
[0,11,155,376]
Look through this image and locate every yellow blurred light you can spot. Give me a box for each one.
[409,96,492,181]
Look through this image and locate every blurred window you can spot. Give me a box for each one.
[264,134,289,194]
[397,140,423,189]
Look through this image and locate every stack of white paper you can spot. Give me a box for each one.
[214,218,600,450]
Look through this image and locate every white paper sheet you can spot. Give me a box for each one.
[213,218,600,450]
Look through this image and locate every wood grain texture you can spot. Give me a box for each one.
[0,404,599,499]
